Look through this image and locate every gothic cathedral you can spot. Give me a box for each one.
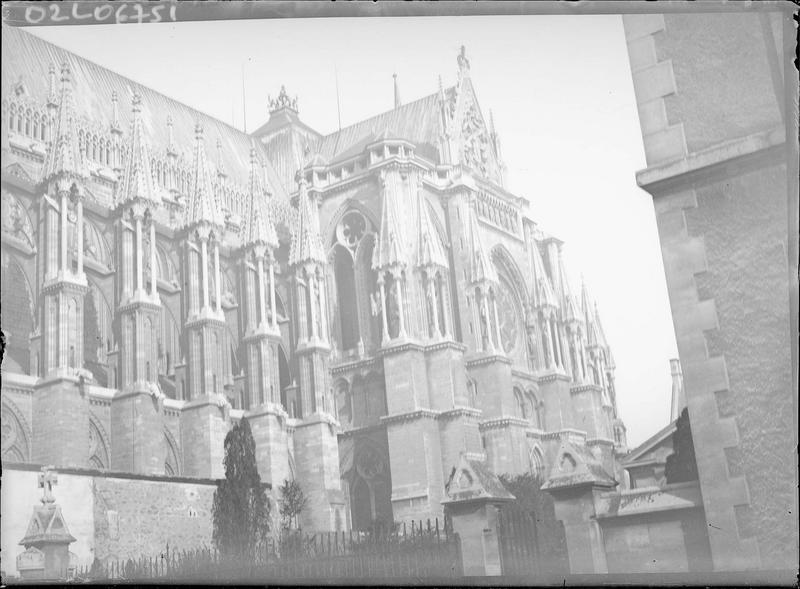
[1,29,627,531]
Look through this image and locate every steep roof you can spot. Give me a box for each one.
[315,90,450,165]
[2,26,260,188]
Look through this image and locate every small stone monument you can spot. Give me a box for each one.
[17,466,76,580]
[442,454,514,576]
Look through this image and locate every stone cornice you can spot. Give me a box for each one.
[510,369,538,383]
[378,340,425,357]
[570,383,603,394]
[424,340,468,354]
[380,408,440,425]
[331,355,380,375]
[337,422,386,439]
[439,406,482,421]
[479,416,530,430]
[465,353,512,368]
[636,126,785,194]
[538,371,572,384]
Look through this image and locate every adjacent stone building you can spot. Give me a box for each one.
[621,9,797,571]
[1,25,627,553]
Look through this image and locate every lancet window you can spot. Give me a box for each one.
[329,209,380,355]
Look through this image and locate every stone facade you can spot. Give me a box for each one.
[1,464,216,578]
[2,28,626,537]
[622,10,798,571]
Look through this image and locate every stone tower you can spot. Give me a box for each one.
[239,147,289,488]
[177,123,231,478]
[110,93,165,474]
[32,62,91,468]
[289,169,346,530]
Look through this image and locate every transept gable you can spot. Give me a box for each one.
[441,48,505,187]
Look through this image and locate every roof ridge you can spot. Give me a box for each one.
[14,27,250,139]
[321,86,452,143]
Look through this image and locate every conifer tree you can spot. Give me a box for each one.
[212,418,270,560]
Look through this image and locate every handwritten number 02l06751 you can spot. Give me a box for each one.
[24,3,178,25]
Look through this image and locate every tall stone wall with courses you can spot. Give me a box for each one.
[0,465,215,578]
[623,10,797,571]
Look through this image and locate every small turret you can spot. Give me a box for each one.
[184,123,221,229]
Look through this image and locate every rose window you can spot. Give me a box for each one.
[336,211,367,252]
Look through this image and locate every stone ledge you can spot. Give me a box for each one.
[636,126,786,192]
[381,409,440,425]
[465,353,512,368]
[478,416,529,430]
[2,460,228,487]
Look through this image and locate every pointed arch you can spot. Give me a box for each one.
[89,413,110,470]
[528,443,546,482]
[491,244,529,310]
[164,428,182,476]
[0,252,34,373]
[82,218,111,269]
[1,397,31,463]
[323,198,379,248]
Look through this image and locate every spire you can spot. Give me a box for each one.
[117,93,160,207]
[465,196,497,285]
[42,62,86,183]
[559,257,581,322]
[581,279,603,348]
[393,73,401,109]
[530,240,558,309]
[110,90,120,131]
[245,147,278,248]
[669,358,686,421]
[184,123,221,228]
[372,167,408,271]
[47,63,58,108]
[288,171,325,266]
[457,45,471,80]
[216,137,226,178]
[414,178,447,269]
[166,115,177,156]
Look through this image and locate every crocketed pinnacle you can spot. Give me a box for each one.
[530,239,558,309]
[581,279,604,348]
[288,171,325,266]
[245,147,278,248]
[184,123,221,228]
[117,93,160,207]
[465,197,497,285]
[559,257,582,323]
[372,167,408,271]
[415,179,448,269]
[42,62,87,183]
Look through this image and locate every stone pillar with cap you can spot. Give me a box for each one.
[16,466,77,580]
[442,454,514,576]
[541,440,618,574]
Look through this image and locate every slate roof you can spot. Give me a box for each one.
[315,89,451,164]
[2,26,264,189]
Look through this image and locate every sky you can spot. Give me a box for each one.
[27,14,679,446]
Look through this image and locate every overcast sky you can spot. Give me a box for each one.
[28,14,679,446]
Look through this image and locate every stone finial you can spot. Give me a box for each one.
[393,73,401,109]
[216,137,226,177]
[38,466,58,504]
[47,63,58,107]
[42,61,87,183]
[268,85,299,114]
[457,45,471,77]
